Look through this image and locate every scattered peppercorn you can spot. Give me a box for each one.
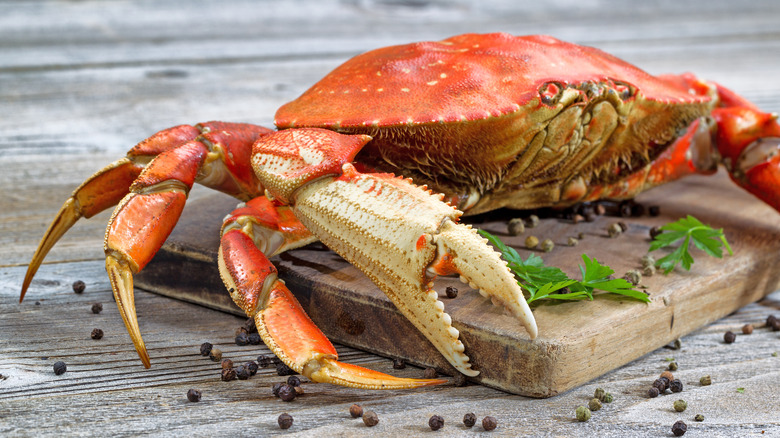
[349,404,363,418]
[694,414,704,422]
[246,361,258,376]
[423,367,437,379]
[445,286,458,299]
[199,342,213,356]
[242,317,257,334]
[278,383,296,402]
[235,365,250,380]
[525,235,539,249]
[670,379,683,393]
[649,226,663,240]
[766,314,777,327]
[541,239,554,252]
[641,254,655,268]
[507,218,525,235]
[235,326,248,337]
[221,368,236,381]
[72,280,86,294]
[643,265,656,277]
[660,371,675,381]
[526,215,540,228]
[585,212,596,222]
[654,377,669,392]
[257,354,272,368]
[91,303,103,314]
[463,412,476,427]
[668,361,678,371]
[247,333,262,345]
[618,201,633,217]
[276,361,296,376]
[623,269,641,285]
[617,221,629,232]
[209,348,222,362]
[648,205,661,216]
[293,385,305,396]
[607,223,622,238]
[278,413,293,429]
[578,232,585,240]
[272,382,284,397]
[699,375,712,386]
[221,359,234,370]
[234,332,249,346]
[186,389,201,402]
[53,361,67,375]
[768,315,780,331]
[91,328,103,340]
[588,398,602,411]
[742,324,754,335]
[428,415,444,431]
[602,393,614,403]
[672,420,687,436]
[594,388,606,401]
[35,301,40,305]
[567,236,579,247]
[674,399,687,412]
[482,416,498,431]
[452,373,467,387]
[724,331,736,344]
[648,387,660,398]
[287,375,301,387]
[363,410,379,427]
[575,406,591,422]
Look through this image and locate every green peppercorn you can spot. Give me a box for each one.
[575,406,591,422]
[668,361,678,371]
[673,399,687,412]
[567,236,579,247]
[602,393,614,403]
[507,218,525,236]
[694,414,704,422]
[588,398,602,411]
[643,265,656,276]
[594,388,606,401]
[541,239,554,252]
[641,254,655,268]
[525,235,539,249]
[623,270,641,285]
[526,215,540,228]
[607,223,622,238]
[699,375,712,386]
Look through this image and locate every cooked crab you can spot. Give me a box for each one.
[20,33,780,389]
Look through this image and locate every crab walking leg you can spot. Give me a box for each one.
[219,212,445,389]
[252,128,538,376]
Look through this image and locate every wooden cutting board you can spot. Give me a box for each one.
[135,171,780,397]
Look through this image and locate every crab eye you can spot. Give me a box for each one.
[539,82,564,105]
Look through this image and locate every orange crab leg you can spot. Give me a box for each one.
[219,210,445,389]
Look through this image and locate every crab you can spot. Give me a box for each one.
[20,33,780,390]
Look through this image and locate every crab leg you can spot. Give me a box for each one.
[219,200,445,389]
[251,128,538,377]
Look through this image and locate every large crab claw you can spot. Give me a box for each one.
[248,128,537,377]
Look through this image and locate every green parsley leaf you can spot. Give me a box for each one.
[649,215,732,274]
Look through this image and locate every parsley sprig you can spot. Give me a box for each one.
[478,230,649,304]
[649,215,732,274]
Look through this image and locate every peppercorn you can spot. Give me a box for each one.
[276,361,296,376]
[235,365,250,380]
[619,201,633,217]
[602,393,614,403]
[541,239,554,252]
[607,223,622,238]
[643,265,656,277]
[668,361,678,371]
[463,412,476,427]
[648,387,660,398]
[438,285,458,300]
[623,269,641,285]
[423,367,437,379]
[234,332,249,346]
[362,410,379,427]
[578,232,585,240]
[452,372,467,387]
[209,348,222,362]
[186,389,201,402]
[257,354,272,368]
[670,379,683,393]
[235,326,248,337]
[482,416,498,431]
[349,404,363,418]
[699,375,711,386]
[428,415,444,431]
[767,314,777,327]
[575,406,591,422]
[392,358,406,369]
[648,205,661,216]
[660,371,675,381]
[653,378,668,393]
[272,382,284,397]
[247,333,262,345]
[585,212,596,222]
[672,420,687,436]
[769,316,780,331]
[567,236,579,247]
[526,214,539,228]
[287,375,301,387]
[724,331,736,344]
[650,226,663,239]
[221,368,237,381]
[199,342,213,356]
[674,399,687,412]
[53,361,67,375]
[278,383,296,402]
[594,387,606,401]
[278,413,293,429]
[246,361,258,376]
[525,235,539,249]
[242,317,257,334]
[507,218,525,236]
[221,359,234,369]
[91,303,103,314]
[72,280,86,294]
[617,221,629,232]
[641,254,655,268]
[694,414,704,422]
[588,398,602,411]
[293,385,305,396]
[742,324,754,334]
[91,328,103,340]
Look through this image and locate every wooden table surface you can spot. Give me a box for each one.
[1,1,779,436]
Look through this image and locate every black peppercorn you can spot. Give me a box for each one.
[91,328,103,340]
[246,361,258,376]
[428,415,444,431]
[482,415,498,431]
[221,367,237,381]
[235,365,250,380]
[72,280,86,294]
[766,314,777,327]
[445,286,458,299]
[619,201,633,217]
[671,420,687,436]
[272,382,285,397]
[423,367,437,379]
[463,412,476,427]
[287,375,301,387]
[648,205,661,216]
[199,342,213,356]
[221,359,234,370]
[276,361,296,376]
[257,354,272,368]
[653,378,668,393]
[349,403,363,418]
[234,332,249,346]
[362,410,379,427]
[91,303,103,314]
[452,373,467,387]
[278,413,293,429]
[650,226,663,239]
[769,316,780,331]
[248,333,262,345]
[648,387,659,398]
[186,389,201,402]
[393,358,406,369]
[724,331,736,344]
[53,361,67,375]
[278,383,296,402]
[670,379,683,393]
[242,317,257,334]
